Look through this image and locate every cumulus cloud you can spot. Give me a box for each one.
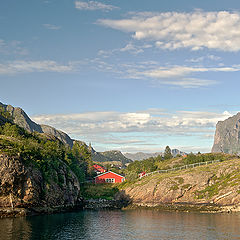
[43,24,61,30]
[32,109,233,152]
[0,60,75,75]
[98,11,240,51]
[75,1,118,11]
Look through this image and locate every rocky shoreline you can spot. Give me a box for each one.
[124,203,240,213]
[1,200,240,218]
[0,204,84,218]
[0,199,128,218]
[84,198,128,210]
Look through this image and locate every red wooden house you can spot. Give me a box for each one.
[92,164,106,174]
[94,171,125,184]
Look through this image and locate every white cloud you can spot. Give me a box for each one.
[75,1,118,11]
[187,55,221,63]
[127,65,240,88]
[98,42,152,57]
[0,60,75,75]
[0,39,28,56]
[43,24,61,30]
[32,109,233,152]
[88,56,240,88]
[98,11,240,51]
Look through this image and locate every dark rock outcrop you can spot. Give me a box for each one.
[0,153,82,214]
[212,112,240,154]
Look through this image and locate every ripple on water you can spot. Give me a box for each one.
[0,210,240,240]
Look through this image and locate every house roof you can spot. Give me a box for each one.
[94,171,125,179]
[93,164,104,167]
[92,164,105,169]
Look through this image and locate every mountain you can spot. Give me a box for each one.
[212,112,240,154]
[100,150,132,165]
[124,152,162,161]
[89,145,132,165]
[0,102,131,165]
[124,149,186,161]
[171,149,185,157]
[0,102,73,147]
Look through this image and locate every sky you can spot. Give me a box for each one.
[1,0,240,153]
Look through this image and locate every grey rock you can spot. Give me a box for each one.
[0,102,73,147]
[212,112,240,154]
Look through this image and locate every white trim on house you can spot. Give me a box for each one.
[94,171,125,179]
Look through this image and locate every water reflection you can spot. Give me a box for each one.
[0,210,239,240]
[0,217,32,240]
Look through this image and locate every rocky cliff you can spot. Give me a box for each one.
[0,102,73,147]
[212,112,240,154]
[122,158,240,212]
[0,153,82,216]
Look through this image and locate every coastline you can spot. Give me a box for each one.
[123,203,240,213]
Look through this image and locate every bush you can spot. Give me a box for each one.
[81,183,119,200]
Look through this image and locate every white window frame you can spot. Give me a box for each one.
[105,178,115,183]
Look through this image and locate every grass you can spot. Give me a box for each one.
[81,183,119,200]
[195,170,240,199]
[120,158,240,193]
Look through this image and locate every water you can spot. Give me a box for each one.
[0,210,240,240]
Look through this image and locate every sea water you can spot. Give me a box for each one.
[0,209,239,240]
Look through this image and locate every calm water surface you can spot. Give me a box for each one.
[0,210,240,240]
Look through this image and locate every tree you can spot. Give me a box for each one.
[164,146,173,160]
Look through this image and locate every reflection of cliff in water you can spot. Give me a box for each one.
[0,217,31,240]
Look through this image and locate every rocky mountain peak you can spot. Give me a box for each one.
[212,112,240,154]
[0,102,73,147]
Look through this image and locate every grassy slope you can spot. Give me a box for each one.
[119,158,240,201]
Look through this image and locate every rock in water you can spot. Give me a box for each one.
[212,112,240,154]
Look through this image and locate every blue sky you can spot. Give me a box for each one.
[1,0,240,153]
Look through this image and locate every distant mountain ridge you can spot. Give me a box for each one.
[124,149,186,161]
[124,152,162,161]
[89,145,132,165]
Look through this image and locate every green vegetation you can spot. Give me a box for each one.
[123,150,239,183]
[0,121,91,183]
[164,146,173,160]
[0,106,12,121]
[184,152,237,165]
[81,183,119,200]
[125,156,161,181]
[195,171,240,199]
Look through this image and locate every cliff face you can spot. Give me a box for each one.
[0,102,73,147]
[212,112,240,154]
[0,153,81,210]
[123,159,240,210]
